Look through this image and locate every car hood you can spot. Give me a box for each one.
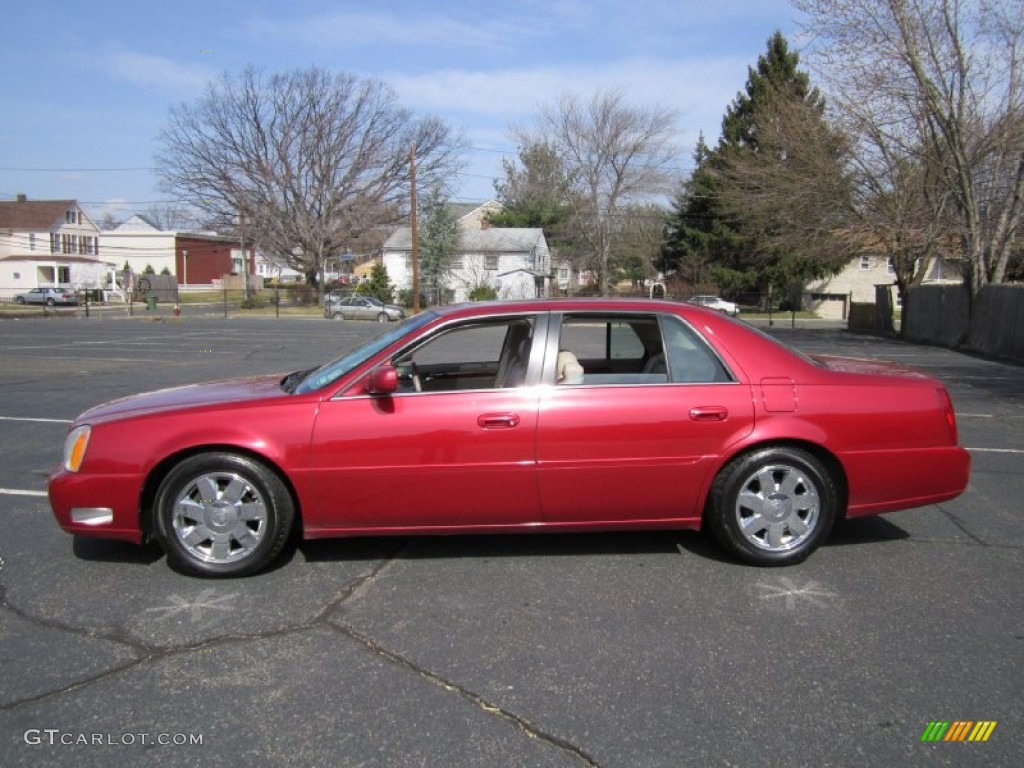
[77,373,292,424]
[811,355,932,379]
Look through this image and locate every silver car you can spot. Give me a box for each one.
[324,295,405,322]
[15,287,78,306]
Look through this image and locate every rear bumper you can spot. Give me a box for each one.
[842,445,970,517]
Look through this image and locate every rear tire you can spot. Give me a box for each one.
[707,446,837,566]
[377,312,388,323]
[154,453,294,577]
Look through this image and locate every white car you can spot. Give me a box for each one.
[688,295,740,315]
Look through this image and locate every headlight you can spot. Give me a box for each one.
[63,425,91,472]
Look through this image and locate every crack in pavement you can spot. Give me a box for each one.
[330,621,601,768]
[1,540,601,765]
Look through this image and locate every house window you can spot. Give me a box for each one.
[66,210,77,224]
[859,255,871,270]
[886,257,895,275]
[450,255,463,269]
[50,233,59,253]
[485,254,499,271]
[404,254,413,271]
[29,233,36,251]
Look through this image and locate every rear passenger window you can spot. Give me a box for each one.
[661,316,732,383]
[557,315,666,385]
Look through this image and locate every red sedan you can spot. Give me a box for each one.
[49,299,970,576]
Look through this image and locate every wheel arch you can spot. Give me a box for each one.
[139,444,302,541]
[701,438,849,527]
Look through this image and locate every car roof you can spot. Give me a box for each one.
[427,297,719,320]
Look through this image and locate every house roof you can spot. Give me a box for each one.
[109,214,161,232]
[383,226,545,253]
[0,199,77,230]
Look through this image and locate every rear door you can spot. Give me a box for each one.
[536,312,754,523]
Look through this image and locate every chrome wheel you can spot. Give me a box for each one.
[708,447,838,566]
[155,453,294,577]
[377,312,388,323]
[734,464,819,552]
[170,471,268,564]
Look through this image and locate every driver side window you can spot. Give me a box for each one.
[392,317,535,393]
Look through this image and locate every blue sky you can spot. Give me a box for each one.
[1,0,798,223]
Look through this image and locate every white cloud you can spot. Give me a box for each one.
[103,51,215,96]
[386,55,751,145]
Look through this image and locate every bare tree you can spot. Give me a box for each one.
[516,90,679,295]
[796,0,1024,296]
[157,66,465,286]
[144,202,202,231]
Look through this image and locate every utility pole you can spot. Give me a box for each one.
[410,143,420,313]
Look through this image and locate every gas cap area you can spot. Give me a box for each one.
[760,377,797,412]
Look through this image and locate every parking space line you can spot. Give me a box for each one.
[967,447,1024,454]
[0,416,73,424]
[0,488,47,497]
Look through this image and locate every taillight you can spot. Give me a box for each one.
[936,388,958,445]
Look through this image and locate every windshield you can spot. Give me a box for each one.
[292,311,436,394]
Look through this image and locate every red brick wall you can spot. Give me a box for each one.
[174,236,254,286]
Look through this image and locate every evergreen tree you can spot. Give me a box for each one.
[488,141,574,234]
[418,184,459,306]
[661,136,752,293]
[663,31,850,295]
[357,261,393,304]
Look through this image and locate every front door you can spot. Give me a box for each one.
[307,314,545,532]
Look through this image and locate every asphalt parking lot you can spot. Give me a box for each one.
[0,314,1021,767]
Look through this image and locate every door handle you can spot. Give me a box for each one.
[478,412,521,429]
[689,406,728,422]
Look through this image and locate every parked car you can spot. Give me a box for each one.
[49,298,970,577]
[324,294,405,322]
[14,287,78,306]
[689,295,740,315]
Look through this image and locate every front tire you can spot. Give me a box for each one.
[707,447,837,566]
[154,453,294,577]
[376,312,388,323]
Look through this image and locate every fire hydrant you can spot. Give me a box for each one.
[173,304,181,317]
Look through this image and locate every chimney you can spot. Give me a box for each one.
[16,193,27,202]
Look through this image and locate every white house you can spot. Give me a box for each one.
[0,195,112,298]
[382,201,552,303]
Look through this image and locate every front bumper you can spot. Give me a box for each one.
[48,467,145,544]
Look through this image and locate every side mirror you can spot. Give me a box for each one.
[367,364,398,395]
